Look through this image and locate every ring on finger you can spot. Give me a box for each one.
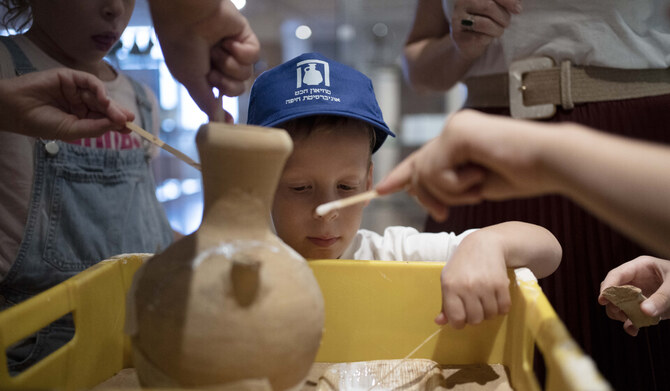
[460,15,475,31]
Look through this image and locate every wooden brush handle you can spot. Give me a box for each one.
[126,122,201,171]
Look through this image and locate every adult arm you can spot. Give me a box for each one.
[437,221,561,328]
[376,110,670,257]
[148,0,260,122]
[0,68,133,139]
[403,0,520,92]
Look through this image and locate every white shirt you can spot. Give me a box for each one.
[443,0,670,77]
[341,226,476,262]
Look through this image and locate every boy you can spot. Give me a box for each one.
[247,52,561,329]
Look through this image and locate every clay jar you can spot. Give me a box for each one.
[127,124,325,389]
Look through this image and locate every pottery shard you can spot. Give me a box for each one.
[601,285,660,328]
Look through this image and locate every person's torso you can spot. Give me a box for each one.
[0,35,171,292]
[443,0,670,76]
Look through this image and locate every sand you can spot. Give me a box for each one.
[93,360,512,390]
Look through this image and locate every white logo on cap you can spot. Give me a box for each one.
[296,59,330,88]
[285,58,340,106]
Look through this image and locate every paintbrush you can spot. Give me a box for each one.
[126,122,201,171]
[315,189,382,217]
[315,184,412,216]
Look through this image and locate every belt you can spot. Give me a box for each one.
[463,57,670,119]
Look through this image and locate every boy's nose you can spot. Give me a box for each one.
[313,207,338,221]
[314,191,340,221]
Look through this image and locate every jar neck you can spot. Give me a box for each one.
[195,123,292,240]
[200,187,274,235]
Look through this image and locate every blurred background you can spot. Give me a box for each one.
[117,0,469,234]
[6,0,470,235]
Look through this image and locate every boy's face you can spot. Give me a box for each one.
[273,123,373,259]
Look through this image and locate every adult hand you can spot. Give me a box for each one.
[376,110,551,221]
[450,0,522,61]
[0,68,134,140]
[599,256,670,336]
[378,110,670,257]
[149,0,260,122]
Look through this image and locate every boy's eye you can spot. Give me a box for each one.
[338,184,357,191]
[290,185,311,192]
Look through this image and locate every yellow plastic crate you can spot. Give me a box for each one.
[0,254,610,390]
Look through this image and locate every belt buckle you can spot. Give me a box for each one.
[509,57,556,119]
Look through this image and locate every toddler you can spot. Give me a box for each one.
[248,52,562,328]
[0,0,173,372]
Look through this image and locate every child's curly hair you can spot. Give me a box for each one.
[0,0,32,32]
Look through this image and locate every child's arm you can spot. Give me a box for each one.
[436,221,561,328]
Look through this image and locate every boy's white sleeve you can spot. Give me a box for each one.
[344,226,477,262]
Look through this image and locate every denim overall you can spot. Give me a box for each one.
[0,37,173,373]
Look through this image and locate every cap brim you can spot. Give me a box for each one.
[262,109,395,153]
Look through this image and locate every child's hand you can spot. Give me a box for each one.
[0,68,134,139]
[599,255,670,336]
[435,230,511,328]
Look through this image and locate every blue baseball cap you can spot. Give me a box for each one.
[247,52,395,153]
